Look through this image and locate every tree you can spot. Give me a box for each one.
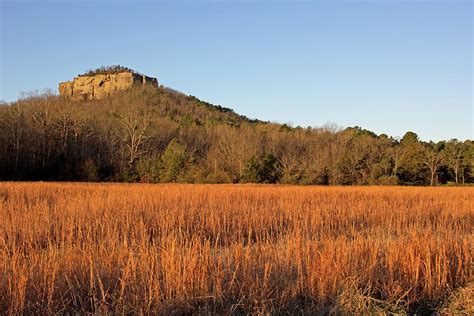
[240,156,260,183]
[259,153,280,183]
[29,94,55,170]
[443,140,466,184]
[328,130,353,185]
[421,143,443,186]
[136,154,161,183]
[398,132,426,185]
[118,110,152,168]
[212,125,259,181]
[387,142,405,182]
[81,158,98,182]
[301,131,333,185]
[53,101,75,158]
[364,135,395,184]
[2,103,26,176]
[400,131,419,145]
[275,132,308,184]
[241,153,280,183]
[464,141,474,183]
[160,138,186,182]
[0,86,473,185]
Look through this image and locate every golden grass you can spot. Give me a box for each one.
[0,183,472,314]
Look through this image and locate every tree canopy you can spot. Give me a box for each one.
[0,87,473,185]
[78,65,135,77]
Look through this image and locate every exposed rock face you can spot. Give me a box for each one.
[59,71,158,100]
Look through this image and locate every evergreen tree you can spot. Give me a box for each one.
[241,154,280,183]
[160,138,186,182]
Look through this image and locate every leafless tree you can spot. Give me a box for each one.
[421,145,443,186]
[118,110,152,167]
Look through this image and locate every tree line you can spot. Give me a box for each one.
[79,65,135,77]
[0,86,473,185]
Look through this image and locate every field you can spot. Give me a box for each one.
[0,183,472,314]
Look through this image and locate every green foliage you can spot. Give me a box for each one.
[136,155,161,183]
[179,114,195,128]
[188,95,235,114]
[345,126,377,138]
[279,124,292,132]
[240,156,260,183]
[0,88,473,185]
[260,154,281,183]
[79,65,134,77]
[370,158,396,185]
[443,140,469,184]
[241,154,280,184]
[398,132,427,184]
[160,138,186,182]
[332,153,357,185]
[401,131,420,146]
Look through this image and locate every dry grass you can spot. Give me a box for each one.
[0,183,472,314]
[440,283,474,314]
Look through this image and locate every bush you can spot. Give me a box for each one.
[377,175,399,185]
[136,155,161,183]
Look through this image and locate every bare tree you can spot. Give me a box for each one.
[28,94,55,169]
[388,143,406,179]
[421,144,443,186]
[443,140,466,184]
[119,110,152,167]
[3,103,25,175]
[213,125,258,181]
[53,102,75,158]
[275,132,308,184]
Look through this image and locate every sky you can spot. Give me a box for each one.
[1,0,472,141]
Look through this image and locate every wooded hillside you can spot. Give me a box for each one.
[0,86,472,185]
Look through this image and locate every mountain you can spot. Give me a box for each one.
[0,68,472,185]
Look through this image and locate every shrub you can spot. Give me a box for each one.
[79,65,134,77]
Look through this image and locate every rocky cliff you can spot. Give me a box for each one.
[59,71,158,100]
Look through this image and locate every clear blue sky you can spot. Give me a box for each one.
[1,0,472,141]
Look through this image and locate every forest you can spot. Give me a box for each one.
[0,86,473,185]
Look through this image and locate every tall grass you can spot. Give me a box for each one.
[0,183,472,314]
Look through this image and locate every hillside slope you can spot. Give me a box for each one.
[0,85,473,185]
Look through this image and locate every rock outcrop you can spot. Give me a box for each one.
[59,71,158,100]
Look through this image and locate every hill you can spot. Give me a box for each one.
[0,74,473,185]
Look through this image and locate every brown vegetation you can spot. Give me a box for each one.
[1,87,473,185]
[0,183,472,314]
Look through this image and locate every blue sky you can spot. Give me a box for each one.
[1,0,472,141]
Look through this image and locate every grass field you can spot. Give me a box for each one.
[0,183,472,314]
